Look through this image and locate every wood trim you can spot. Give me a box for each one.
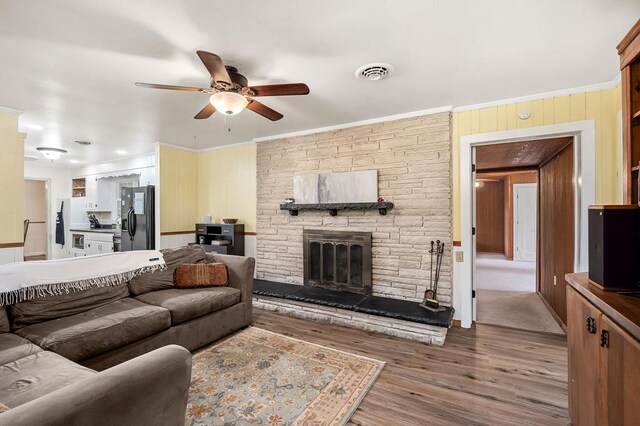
[617,19,640,53]
[0,242,24,249]
[476,166,539,174]
[538,291,567,333]
[452,241,461,247]
[451,319,461,327]
[589,205,639,210]
[618,18,640,68]
[162,230,257,236]
[622,67,632,204]
[160,230,195,236]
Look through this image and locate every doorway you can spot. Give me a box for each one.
[23,179,48,261]
[458,120,596,328]
[473,138,575,334]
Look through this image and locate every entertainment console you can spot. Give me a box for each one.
[191,223,245,256]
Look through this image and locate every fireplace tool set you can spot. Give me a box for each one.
[420,240,446,312]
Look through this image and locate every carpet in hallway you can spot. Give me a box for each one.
[476,290,564,335]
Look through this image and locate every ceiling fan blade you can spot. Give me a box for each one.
[135,82,207,92]
[246,99,284,121]
[249,83,310,97]
[196,50,231,84]
[194,103,216,119]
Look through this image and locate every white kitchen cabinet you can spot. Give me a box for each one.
[85,233,114,255]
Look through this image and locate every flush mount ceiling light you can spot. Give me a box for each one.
[209,91,249,115]
[36,147,67,161]
[355,63,395,81]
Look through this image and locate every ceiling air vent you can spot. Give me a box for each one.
[355,63,394,81]
[74,140,92,146]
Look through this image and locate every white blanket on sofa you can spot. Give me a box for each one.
[0,251,165,306]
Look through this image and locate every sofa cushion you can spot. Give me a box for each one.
[128,246,207,296]
[0,351,95,408]
[8,283,130,330]
[16,298,171,362]
[174,262,228,288]
[135,287,241,325]
[0,333,43,365]
[0,307,9,333]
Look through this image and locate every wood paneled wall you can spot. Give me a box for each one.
[159,145,199,233]
[476,179,505,253]
[539,143,575,325]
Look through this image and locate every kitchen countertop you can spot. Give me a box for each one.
[70,227,121,237]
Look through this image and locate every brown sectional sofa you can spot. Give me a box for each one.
[0,247,255,425]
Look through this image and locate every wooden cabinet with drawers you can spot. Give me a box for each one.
[566,274,640,425]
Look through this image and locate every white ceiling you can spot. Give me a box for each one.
[1,0,638,165]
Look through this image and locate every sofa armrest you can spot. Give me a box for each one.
[0,345,192,426]
[206,253,255,324]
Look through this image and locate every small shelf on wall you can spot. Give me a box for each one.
[280,202,394,216]
[72,178,86,198]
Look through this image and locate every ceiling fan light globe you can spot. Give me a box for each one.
[209,92,248,115]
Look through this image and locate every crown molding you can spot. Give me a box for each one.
[198,140,256,153]
[155,142,200,153]
[452,75,622,113]
[0,105,22,116]
[253,105,453,143]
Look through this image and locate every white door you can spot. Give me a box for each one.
[514,184,537,262]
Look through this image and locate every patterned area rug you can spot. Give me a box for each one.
[187,327,385,426]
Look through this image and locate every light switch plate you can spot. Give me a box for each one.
[455,251,464,262]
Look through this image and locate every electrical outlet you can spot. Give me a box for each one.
[455,251,464,262]
[553,275,557,286]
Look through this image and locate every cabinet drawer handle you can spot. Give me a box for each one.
[586,317,597,334]
[600,330,609,348]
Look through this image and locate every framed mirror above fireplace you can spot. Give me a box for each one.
[303,229,372,295]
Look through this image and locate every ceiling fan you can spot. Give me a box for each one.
[135,51,309,121]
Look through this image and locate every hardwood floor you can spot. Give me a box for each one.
[253,309,569,425]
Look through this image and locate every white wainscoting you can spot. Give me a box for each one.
[159,233,196,250]
[0,247,24,265]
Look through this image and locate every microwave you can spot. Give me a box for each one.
[72,233,85,250]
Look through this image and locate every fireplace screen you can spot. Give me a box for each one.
[303,230,372,295]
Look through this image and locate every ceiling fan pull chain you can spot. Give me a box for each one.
[225,116,232,132]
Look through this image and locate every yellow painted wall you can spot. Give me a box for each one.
[159,145,199,233]
[197,144,257,233]
[0,112,25,244]
[452,85,622,240]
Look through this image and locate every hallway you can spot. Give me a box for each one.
[475,253,564,335]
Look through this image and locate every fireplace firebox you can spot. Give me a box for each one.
[303,229,372,295]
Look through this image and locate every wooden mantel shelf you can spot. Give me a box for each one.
[280,202,394,216]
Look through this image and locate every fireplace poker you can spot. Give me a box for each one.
[420,240,446,312]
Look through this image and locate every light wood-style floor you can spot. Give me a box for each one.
[253,310,569,426]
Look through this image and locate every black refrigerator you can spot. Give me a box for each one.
[121,185,155,251]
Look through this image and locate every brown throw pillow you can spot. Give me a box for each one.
[0,402,9,413]
[174,263,228,288]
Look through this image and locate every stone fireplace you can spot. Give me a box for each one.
[256,111,452,305]
[303,229,372,295]
[254,111,453,344]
